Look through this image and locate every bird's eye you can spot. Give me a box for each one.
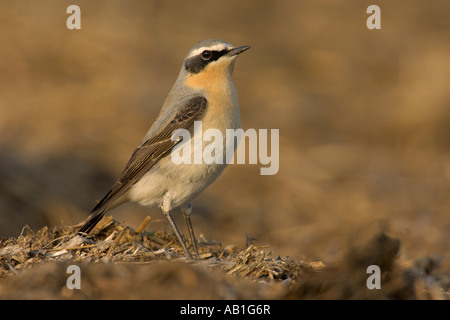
[201,50,212,60]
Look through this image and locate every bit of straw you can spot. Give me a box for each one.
[136,216,152,233]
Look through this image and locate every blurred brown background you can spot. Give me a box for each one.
[0,0,449,269]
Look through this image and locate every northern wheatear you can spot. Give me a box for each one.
[79,39,250,258]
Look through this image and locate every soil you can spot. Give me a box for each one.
[0,216,448,299]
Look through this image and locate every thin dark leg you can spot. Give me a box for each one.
[161,194,192,258]
[181,203,199,258]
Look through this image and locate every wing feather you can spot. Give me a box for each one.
[78,96,207,233]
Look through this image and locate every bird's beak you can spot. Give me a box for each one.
[227,45,251,57]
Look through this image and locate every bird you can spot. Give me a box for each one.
[78,39,250,258]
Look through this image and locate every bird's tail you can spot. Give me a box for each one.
[78,189,114,234]
[78,208,106,234]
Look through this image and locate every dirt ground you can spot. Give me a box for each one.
[0,217,447,299]
[0,1,449,299]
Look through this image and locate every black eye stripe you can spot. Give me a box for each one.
[208,49,228,61]
[185,49,229,74]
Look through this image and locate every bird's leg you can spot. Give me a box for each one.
[181,203,199,258]
[161,193,192,258]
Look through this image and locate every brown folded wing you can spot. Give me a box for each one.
[79,96,207,233]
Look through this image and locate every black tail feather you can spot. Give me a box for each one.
[79,189,114,234]
[78,209,106,234]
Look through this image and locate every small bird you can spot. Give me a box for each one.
[79,39,250,258]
